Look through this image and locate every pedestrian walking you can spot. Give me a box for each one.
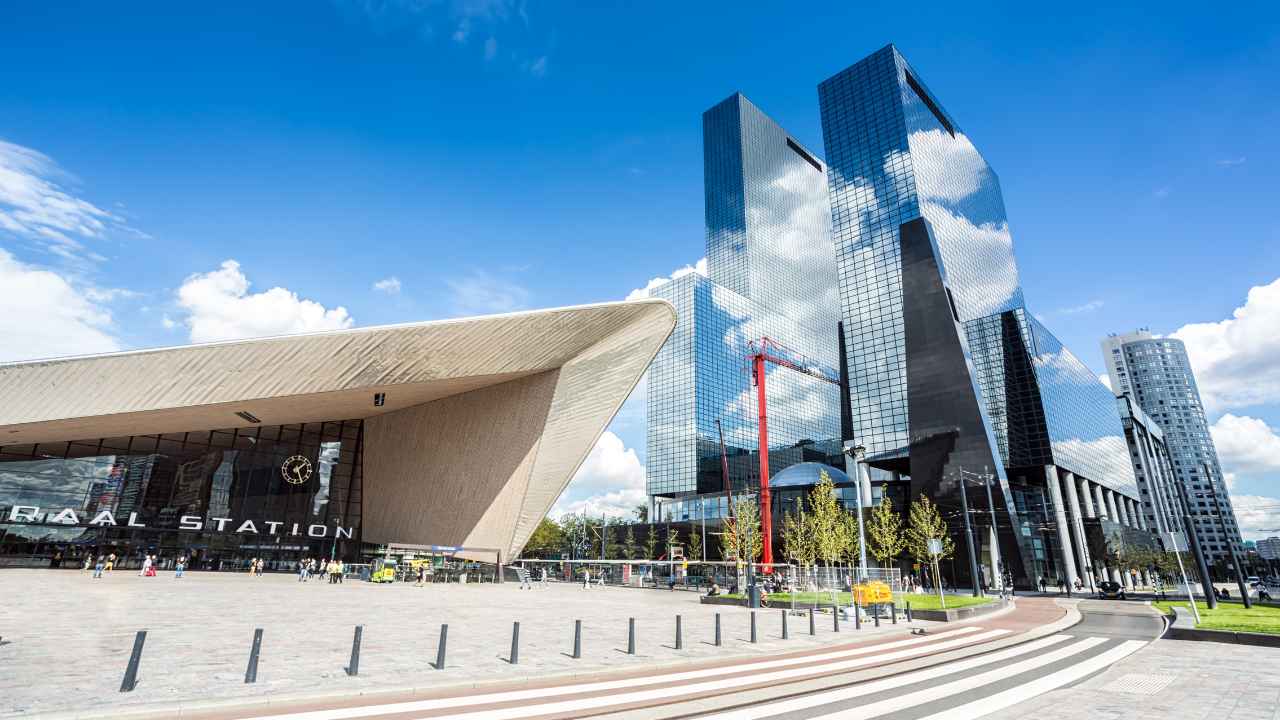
[581,567,590,590]
[82,555,93,573]
[93,554,105,578]
[139,554,153,577]
[106,552,116,572]
[175,555,187,578]
[336,560,344,583]
[416,564,426,587]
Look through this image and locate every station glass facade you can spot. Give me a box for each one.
[0,420,364,570]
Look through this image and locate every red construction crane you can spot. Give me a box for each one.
[747,337,841,568]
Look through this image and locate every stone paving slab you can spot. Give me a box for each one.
[983,630,1280,720]
[0,569,921,718]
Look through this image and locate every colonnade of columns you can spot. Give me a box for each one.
[1043,465,1148,592]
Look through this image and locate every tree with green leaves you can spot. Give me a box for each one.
[721,496,762,564]
[523,517,565,558]
[905,495,953,565]
[838,509,862,570]
[781,508,815,569]
[808,470,845,586]
[688,528,703,561]
[623,524,639,560]
[867,495,905,569]
[633,504,649,523]
[643,525,658,560]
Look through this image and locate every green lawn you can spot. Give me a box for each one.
[719,591,995,611]
[1152,600,1280,635]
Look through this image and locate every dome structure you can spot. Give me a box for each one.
[768,462,850,488]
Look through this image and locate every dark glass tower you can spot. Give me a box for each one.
[820,46,1141,589]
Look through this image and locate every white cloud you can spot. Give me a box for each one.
[0,248,121,362]
[445,270,529,316]
[372,276,402,294]
[1172,277,1280,413]
[1058,299,1104,315]
[175,260,354,343]
[0,139,125,263]
[1217,157,1246,167]
[626,258,707,300]
[552,431,648,519]
[527,56,548,77]
[1230,494,1280,540]
[1211,414,1280,476]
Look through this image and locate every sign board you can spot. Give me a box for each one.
[927,538,943,556]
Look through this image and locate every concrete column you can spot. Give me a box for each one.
[1117,496,1132,528]
[1044,466,1079,591]
[1105,489,1121,525]
[1093,484,1109,520]
[1133,498,1147,531]
[1079,477,1097,517]
[1062,471,1094,591]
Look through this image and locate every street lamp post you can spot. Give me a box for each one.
[843,442,869,580]
[1205,464,1251,608]
[957,467,982,598]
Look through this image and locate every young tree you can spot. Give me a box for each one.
[688,528,703,561]
[808,470,844,586]
[643,525,659,560]
[721,496,763,564]
[838,510,862,571]
[623,524,639,560]
[867,495,905,569]
[633,503,649,523]
[905,495,953,565]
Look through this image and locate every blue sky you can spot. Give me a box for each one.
[2,2,1279,534]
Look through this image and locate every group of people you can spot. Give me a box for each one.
[246,558,267,576]
[296,557,345,583]
[82,552,189,578]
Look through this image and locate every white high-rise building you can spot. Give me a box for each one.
[1102,330,1244,566]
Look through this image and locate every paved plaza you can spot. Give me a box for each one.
[985,625,1280,720]
[0,569,921,718]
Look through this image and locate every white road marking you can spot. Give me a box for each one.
[693,634,1075,720]
[915,640,1149,720]
[810,636,1110,719]
[240,627,1007,720]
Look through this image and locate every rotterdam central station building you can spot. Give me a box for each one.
[648,45,1155,590]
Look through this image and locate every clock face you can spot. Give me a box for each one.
[281,455,313,485]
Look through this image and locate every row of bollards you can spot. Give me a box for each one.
[119,603,918,691]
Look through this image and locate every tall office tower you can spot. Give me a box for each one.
[1103,330,1244,565]
[1116,395,1184,548]
[819,45,1143,590]
[647,93,842,525]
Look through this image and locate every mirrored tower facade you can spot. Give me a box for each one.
[820,45,1140,589]
[647,94,842,525]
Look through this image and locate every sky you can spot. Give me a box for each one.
[2,2,1279,537]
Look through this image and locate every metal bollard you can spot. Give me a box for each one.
[510,621,520,665]
[675,615,682,650]
[345,625,363,676]
[833,605,840,632]
[750,611,757,643]
[435,624,448,670]
[715,613,722,647]
[906,601,913,622]
[573,619,582,659]
[809,610,815,636]
[892,602,897,625]
[244,628,263,684]
[854,598,861,630]
[874,605,881,628]
[627,617,636,655]
[119,630,147,692]
[781,609,788,639]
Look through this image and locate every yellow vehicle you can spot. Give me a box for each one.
[853,580,893,605]
[370,557,398,583]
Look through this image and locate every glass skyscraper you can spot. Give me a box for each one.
[1103,330,1244,565]
[647,93,842,524]
[819,45,1142,589]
